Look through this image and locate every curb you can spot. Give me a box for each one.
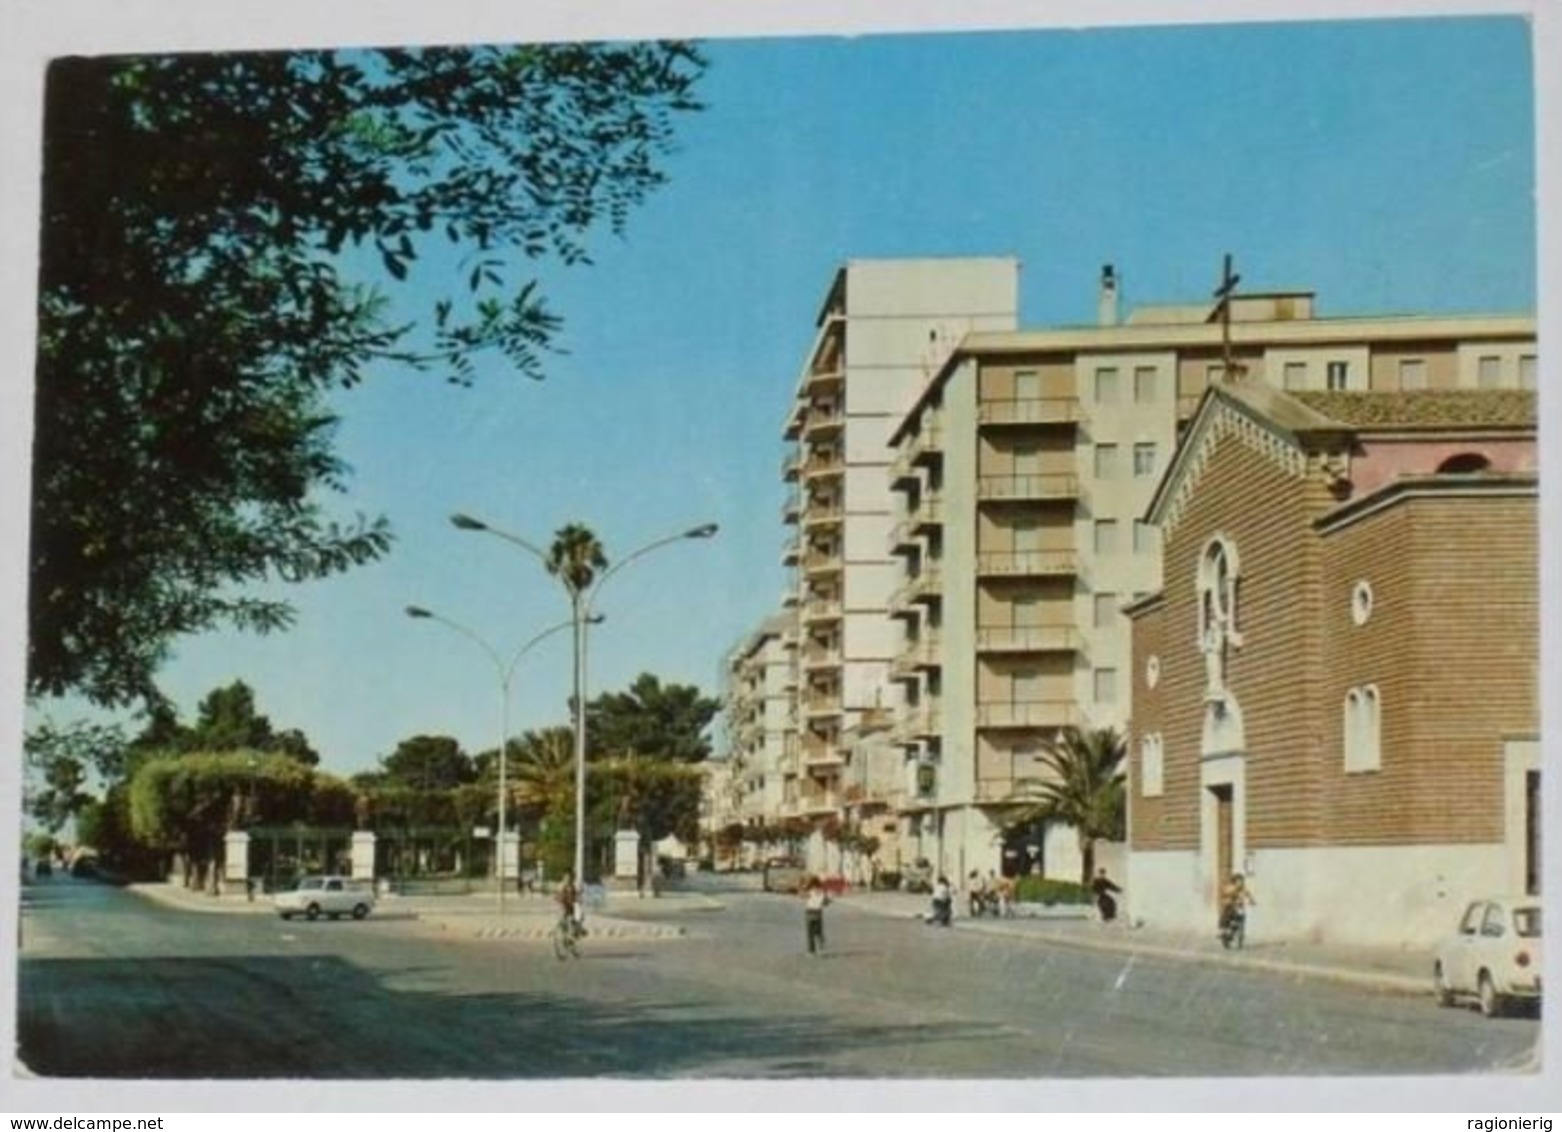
[840,897,1427,997]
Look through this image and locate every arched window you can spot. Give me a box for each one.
[1344,684,1382,773]
[1140,733,1164,798]
[1436,452,1492,474]
[1196,535,1242,696]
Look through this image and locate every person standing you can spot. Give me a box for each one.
[1091,867,1123,924]
[803,877,829,955]
[929,874,953,926]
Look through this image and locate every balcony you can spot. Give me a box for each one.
[908,706,942,738]
[977,398,1080,427]
[909,496,944,531]
[974,778,1029,804]
[976,625,1081,653]
[781,448,802,480]
[802,452,844,482]
[784,401,806,441]
[975,701,1085,729]
[976,550,1078,578]
[906,423,944,465]
[781,536,800,566]
[887,517,921,555]
[888,566,942,611]
[803,403,845,438]
[888,447,921,486]
[806,366,845,393]
[800,785,842,815]
[801,642,840,672]
[801,502,844,530]
[977,473,1080,503]
[801,598,842,625]
[781,492,800,523]
[803,548,842,577]
[802,736,847,771]
[803,690,843,720]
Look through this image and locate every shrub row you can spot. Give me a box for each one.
[1014,876,1091,905]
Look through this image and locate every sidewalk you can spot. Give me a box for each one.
[128,881,712,942]
[833,889,1431,996]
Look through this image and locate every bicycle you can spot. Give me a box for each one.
[551,912,584,960]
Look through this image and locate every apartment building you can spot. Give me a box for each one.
[885,266,1538,883]
[1126,380,1539,946]
[777,258,1019,871]
[718,616,793,854]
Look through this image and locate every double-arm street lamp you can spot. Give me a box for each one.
[404,605,586,911]
[449,513,719,888]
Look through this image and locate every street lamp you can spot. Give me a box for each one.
[450,513,719,888]
[404,605,583,911]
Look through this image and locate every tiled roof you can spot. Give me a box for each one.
[1288,389,1536,429]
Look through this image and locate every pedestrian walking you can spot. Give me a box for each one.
[1091,866,1123,924]
[928,874,953,926]
[803,876,829,955]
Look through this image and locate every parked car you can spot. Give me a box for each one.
[1433,896,1542,1017]
[273,875,375,921]
[762,859,807,894]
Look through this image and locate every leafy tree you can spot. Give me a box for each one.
[30,44,707,710]
[378,734,474,792]
[23,720,128,832]
[587,673,721,763]
[124,680,321,766]
[1005,725,1127,886]
[128,749,353,886]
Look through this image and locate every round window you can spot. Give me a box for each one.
[1351,580,1374,626]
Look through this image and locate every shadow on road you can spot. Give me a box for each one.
[17,952,995,1079]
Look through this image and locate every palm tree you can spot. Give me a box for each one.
[511,727,575,815]
[545,523,607,599]
[1007,725,1126,886]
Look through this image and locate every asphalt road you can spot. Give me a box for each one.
[15,878,1540,1079]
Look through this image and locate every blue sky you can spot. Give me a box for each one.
[16,14,1541,777]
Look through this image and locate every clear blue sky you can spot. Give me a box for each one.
[18,14,1540,777]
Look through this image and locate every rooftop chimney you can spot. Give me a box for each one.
[1098,264,1119,327]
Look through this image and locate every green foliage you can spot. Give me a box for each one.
[378,734,474,791]
[546,523,607,598]
[22,831,58,861]
[587,673,721,763]
[30,44,706,709]
[1005,725,1127,885]
[1013,876,1091,906]
[123,681,321,766]
[23,719,126,832]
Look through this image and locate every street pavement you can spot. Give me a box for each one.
[132,876,1431,994]
[17,875,1539,1082]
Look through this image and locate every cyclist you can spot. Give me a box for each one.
[557,871,581,935]
[1219,872,1254,944]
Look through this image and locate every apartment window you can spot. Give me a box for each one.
[1399,358,1428,391]
[1133,442,1158,479]
[1095,367,1120,403]
[1133,366,1157,402]
[1015,370,1041,400]
[1133,520,1158,554]
[1519,355,1537,391]
[1477,355,1502,389]
[1093,667,1118,705]
[1093,592,1119,630]
[1141,733,1164,797]
[1093,519,1119,555]
[1094,443,1119,480]
[1282,361,1307,391]
[1326,361,1350,391]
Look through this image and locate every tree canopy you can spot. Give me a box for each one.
[1006,725,1127,885]
[29,43,707,709]
[587,672,720,763]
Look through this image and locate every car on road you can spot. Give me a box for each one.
[1433,895,1542,1017]
[762,859,807,894]
[274,875,375,921]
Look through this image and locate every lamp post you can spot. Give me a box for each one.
[404,605,580,911]
[450,513,719,888]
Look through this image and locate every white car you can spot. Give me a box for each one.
[273,875,375,922]
[1433,896,1542,1017]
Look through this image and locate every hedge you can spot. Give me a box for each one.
[1014,876,1091,905]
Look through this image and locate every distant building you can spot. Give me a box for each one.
[1125,381,1538,946]
[716,255,1538,891]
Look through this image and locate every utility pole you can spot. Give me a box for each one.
[1212,253,1246,382]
